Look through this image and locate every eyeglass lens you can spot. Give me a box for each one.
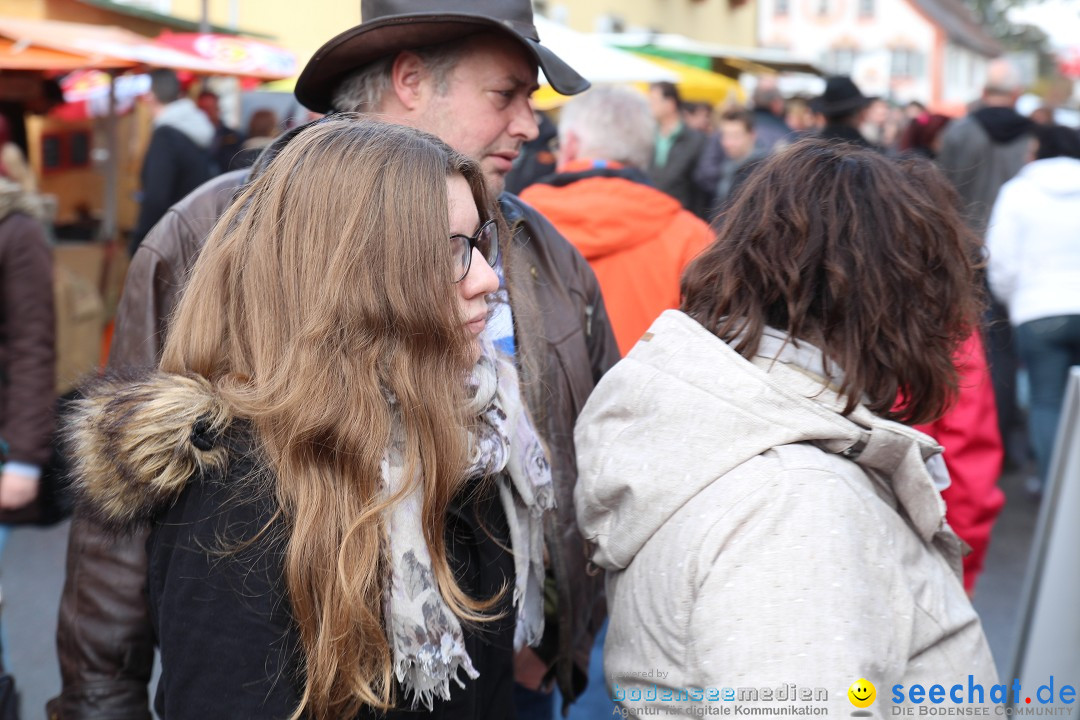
[451,220,499,282]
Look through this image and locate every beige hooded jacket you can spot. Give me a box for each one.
[574,310,997,718]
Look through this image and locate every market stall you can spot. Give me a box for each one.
[0,15,295,240]
[0,14,295,382]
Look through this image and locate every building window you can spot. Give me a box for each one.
[890,49,924,79]
[944,46,959,89]
[858,0,874,18]
[40,131,93,174]
[775,0,790,15]
[824,48,857,74]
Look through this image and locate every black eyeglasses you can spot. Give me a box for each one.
[450,219,499,283]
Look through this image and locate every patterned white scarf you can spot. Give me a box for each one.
[380,338,554,709]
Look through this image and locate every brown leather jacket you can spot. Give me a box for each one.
[0,185,56,526]
[0,192,55,467]
[51,169,619,718]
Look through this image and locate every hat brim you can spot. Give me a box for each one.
[295,14,589,113]
[814,94,877,117]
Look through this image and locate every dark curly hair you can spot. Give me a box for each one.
[681,138,983,425]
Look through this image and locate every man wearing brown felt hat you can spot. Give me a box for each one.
[49,2,618,718]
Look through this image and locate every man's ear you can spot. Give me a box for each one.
[389,51,429,112]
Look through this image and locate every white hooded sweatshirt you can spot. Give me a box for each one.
[574,311,997,718]
[155,97,215,149]
[987,156,1080,326]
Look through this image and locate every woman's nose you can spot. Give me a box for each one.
[461,247,500,297]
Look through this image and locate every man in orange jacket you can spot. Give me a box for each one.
[520,86,715,355]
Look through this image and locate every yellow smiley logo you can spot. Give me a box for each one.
[848,678,876,709]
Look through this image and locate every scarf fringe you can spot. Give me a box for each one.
[394,636,480,710]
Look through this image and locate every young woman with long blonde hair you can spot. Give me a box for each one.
[68,118,552,720]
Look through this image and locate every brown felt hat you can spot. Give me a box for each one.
[295,0,590,113]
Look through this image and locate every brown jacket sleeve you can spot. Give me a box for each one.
[499,195,619,709]
[52,171,245,720]
[0,212,55,466]
[576,238,620,385]
[107,235,184,369]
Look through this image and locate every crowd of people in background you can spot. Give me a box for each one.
[503,60,1080,599]
[511,66,1080,230]
[129,70,282,256]
[507,63,1079,515]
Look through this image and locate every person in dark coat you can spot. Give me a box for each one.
[130,70,214,255]
[709,108,768,216]
[197,90,246,174]
[227,108,279,171]
[814,75,875,148]
[937,59,1035,475]
[0,178,54,519]
[0,176,55,681]
[647,82,709,218]
[750,79,794,152]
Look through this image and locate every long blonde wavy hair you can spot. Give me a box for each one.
[160,117,498,719]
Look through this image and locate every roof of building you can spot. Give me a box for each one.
[74,0,274,39]
[909,0,1001,57]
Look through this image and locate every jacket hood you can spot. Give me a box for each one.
[66,372,232,531]
[519,169,688,260]
[971,106,1033,145]
[0,177,46,223]
[1016,156,1080,195]
[156,98,216,149]
[574,310,946,571]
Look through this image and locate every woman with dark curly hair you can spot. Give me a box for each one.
[575,139,998,716]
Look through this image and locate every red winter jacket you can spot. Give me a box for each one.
[914,333,1004,593]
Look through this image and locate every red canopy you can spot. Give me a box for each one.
[0,17,294,79]
[1059,47,1080,79]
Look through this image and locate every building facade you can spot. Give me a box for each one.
[758,0,999,108]
[538,0,758,49]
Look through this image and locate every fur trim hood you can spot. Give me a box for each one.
[67,372,233,531]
